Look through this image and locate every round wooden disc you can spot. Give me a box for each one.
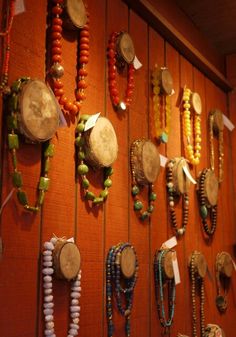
[65,0,87,29]
[19,79,59,142]
[204,170,219,206]
[172,157,190,194]
[117,32,135,64]
[217,252,233,277]
[161,68,173,95]
[213,109,224,132]
[195,252,207,278]
[53,241,81,281]
[162,250,174,279]
[191,92,202,115]
[85,117,118,168]
[120,246,136,278]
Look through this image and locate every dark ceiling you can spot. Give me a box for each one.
[175,0,236,55]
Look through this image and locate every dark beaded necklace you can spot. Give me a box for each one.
[198,168,217,236]
[106,243,138,337]
[154,249,176,334]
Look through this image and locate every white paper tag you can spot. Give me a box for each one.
[172,251,181,285]
[84,112,100,131]
[183,165,197,184]
[133,55,142,70]
[160,154,168,167]
[161,236,177,249]
[67,237,75,243]
[223,114,235,131]
[15,0,25,15]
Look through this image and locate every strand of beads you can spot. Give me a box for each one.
[7,78,54,212]
[42,238,81,337]
[154,249,175,331]
[198,169,217,236]
[151,66,171,143]
[166,159,189,236]
[50,0,89,117]
[182,87,201,166]
[106,243,138,337]
[107,31,135,111]
[75,115,113,205]
[0,0,15,94]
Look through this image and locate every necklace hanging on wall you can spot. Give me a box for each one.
[215,251,234,313]
[154,248,176,335]
[106,242,138,337]
[182,87,202,166]
[75,114,118,206]
[209,109,224,183]
[166,157,190,236]
[42,236,81,337]
[7,77,59,211]
[49,0,89,118]
[107,31,135,112]
[130,139,160,221]
[151,65,173,143]
[189,251,207,337]
[0,0,15,94]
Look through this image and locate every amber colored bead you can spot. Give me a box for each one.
[64,101,73,111]
[80,50,89,57]
[74,101,82,110]
[76,91,86,101]
[78,80,87,89]
[52,47,62,55]
[54,79,63,89]
[80,56,88,64]
[80,43,89,51]
[78,68,88,77]
[52,24,62,33]
[51,32,61,40]
[52,6,63,15]
[52,54,62,63]
[54,88,64,97]
[80,30,89,38]
[69,104,78,115]
[80,37,89,45]
[52,39,62,48]
[52,18,62,26]
[59,95,68,105]
[108,71,116,80]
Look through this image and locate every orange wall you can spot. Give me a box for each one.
[0,1,235,337]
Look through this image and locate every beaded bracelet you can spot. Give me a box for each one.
[75,114,113,206]
[7,78,54,212]
[106,243,138,337]
[154,249,175,333]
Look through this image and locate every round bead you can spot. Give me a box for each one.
[44,242,54,251]
[78,164,89,175]
[134,200,143,211]
[51,63,64,78]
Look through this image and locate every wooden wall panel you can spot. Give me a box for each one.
[0,1,235,337]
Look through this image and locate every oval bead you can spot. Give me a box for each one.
[44,329,54,336]
[44,242,54,251]
[43,250,52,256]
[70,306,80,313]
[45,314,53,322]
[44,288,53,295]
[69,329,78,336]
[71,312,80,318]
[44,275,52,282]
[71,299,79,305]
[43,268,54,275]
[43,255,53,262]
[44,302,54,309]
[44,295,53,303]
[44,308,53,316]
[70,323,79,330]
[200,205,208,219]
[71,292,80,299]
[43,282,52,289]
[43,261,53,267]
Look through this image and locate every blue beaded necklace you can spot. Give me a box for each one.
[106,243,138,337]
[154,249,176,332]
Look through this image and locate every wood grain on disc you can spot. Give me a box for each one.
[117,32,135,64]
[204,169,219,206]
[85,117,118,168]
[173,157,190,194]
[195,252,207,278]
[53,241,81,280]
[191,92,202,115]
[217,252,233,278]
[163,250,174,279]
[19,79,59,142]
[213,109,224,132]
[65,0,87,29]
[161,68,173,95]
[120,246,136,278]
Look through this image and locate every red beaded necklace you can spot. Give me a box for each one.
[107,31,135,111]
[50,0,89,117]
[0,0,15,94]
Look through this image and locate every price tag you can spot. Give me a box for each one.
[67,237,75,243]
[172,251,181,285]
[133,55,142,70]
[160,154,168,167]
[183,165,197,184]
[15,0,25,15]
[223,114,235,131]
[84,112,101,131]
[161,236,177,249]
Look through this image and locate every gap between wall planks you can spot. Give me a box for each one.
[0,1,236,337]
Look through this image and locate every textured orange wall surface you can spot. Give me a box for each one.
[0,1,235,337]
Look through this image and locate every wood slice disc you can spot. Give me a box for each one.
[84,117,118,168]
[205,324,225,337]
[217,252,233,278]
[204,169,219,206]
[19,79,59,142]
[53,240,81,281]
[131,139,160,185]
[117,32,135,64]
[162,250,174,279]
[191,92,202,115]
[212,109,224,132]
[64,0,87,29]
[195,252,207,278]
[161,68,173,95]
[120,246,136,278]
[172,157,190,194]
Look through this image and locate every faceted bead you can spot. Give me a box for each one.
[8,134,19,150]
[17,190,28,206]
[104,178,112,188]
[78,164,89,175]
[134,200,143,211]
[12,171,22,188]
[131,185,139,196]
[200,205,208,219]
[44,144,55,157]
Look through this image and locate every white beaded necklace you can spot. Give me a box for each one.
[42,238,82,337]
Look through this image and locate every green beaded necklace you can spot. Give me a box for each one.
[75,114,114,205]
[7,78,54,212]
